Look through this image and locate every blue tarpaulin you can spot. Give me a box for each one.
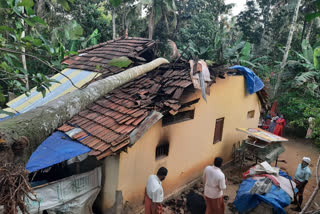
[230,65,264,94]
[26,131,91,173]
[233,178,291,214]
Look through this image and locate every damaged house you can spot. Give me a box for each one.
[0,37,268,213]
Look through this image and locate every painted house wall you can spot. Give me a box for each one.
[116,75,261,210]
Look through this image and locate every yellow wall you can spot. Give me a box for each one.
[116,75,261,209]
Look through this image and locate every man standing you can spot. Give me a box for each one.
[144,167,168,214]
[292,157,312,212]
[203,157,226,214]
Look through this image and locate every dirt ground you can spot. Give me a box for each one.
[163,137,320,214]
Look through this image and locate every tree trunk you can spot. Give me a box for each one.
[0,58,169,164]
[300,155,320,214]
[148,0,155,39]
[21,7,29,90]
[112,9,116,39]
[35,0,46,18]
[305,20,313,42]
[258,0,272,55]
[273,0,302,97]
[301,18,307,43]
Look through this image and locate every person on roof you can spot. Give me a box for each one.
[144,167,168,214]
[291,157,312,212]
[273,114,286,136]
[203,157,226,214]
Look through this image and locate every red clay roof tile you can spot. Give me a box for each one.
[97,149,113,160]
[132,112,148,126]
[80,136,97,146]
[124,118,136,125]
[57,124,74,132]
[111,140,130,152]
[88,150,101,156]
[72,131,88,140]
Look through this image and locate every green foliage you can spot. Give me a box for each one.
[277,91,319,128]
[0,0,318,146]
[68,0,112,43]
[55,0,75,11]
[108,57,132,68]
[110,0,122,7]
[0,0,100,108]
[305,0,320,21]
[278,93,320,146]
[310,111,320,147]
[314,47,320,70]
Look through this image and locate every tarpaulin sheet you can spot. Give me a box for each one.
[230,65,264,94]
[26,131,91,173]
[234,178,291,214]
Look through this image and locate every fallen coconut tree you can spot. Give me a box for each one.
[0,58,169,213]
[0,58,169,164]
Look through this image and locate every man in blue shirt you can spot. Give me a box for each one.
[292,157,312,212]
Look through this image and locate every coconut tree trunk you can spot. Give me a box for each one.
[21,7,29,90]
[258,0,272,55]
[0,58,169,163]
[148,0,155,39]
[112,9,116,39]
[273,0,302,97]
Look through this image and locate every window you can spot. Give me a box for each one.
[162,110,195,127]
[213,118,224,144]
[247,110,255,119]
[155,143,169,160]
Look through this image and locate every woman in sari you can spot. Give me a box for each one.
[273,114,286,136]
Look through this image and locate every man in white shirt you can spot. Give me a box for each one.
[144,167,168,214]
[291,157,312,212]
[203,157,226,214]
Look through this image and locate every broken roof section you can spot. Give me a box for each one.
[58,64,201,160]
[63,37,155,78]
[57,39,236,160]
[56,37,268,160]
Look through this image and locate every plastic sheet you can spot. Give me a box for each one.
[230,65,264,94]
[26,131,91,172]
[234,178,291,214]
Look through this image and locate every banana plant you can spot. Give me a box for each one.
[285,39,320,96]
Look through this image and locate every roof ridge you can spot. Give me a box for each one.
[77,38,122,54]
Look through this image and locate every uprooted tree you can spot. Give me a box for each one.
[0,58,169,213]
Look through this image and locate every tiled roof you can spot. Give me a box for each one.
[62,37,155,78]
[57,37,268,160]
[57,63,205,160]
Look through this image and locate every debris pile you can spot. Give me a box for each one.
[162,166,245,214]
[163,182,233,214]
[163,183,205,214]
